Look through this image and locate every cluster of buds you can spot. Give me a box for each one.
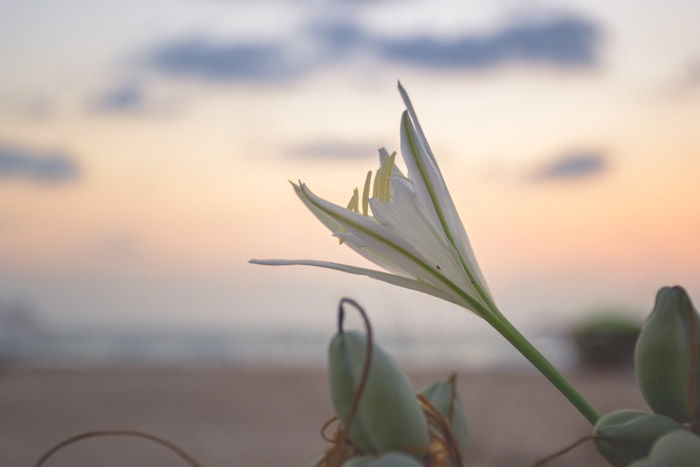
[594,286,700,466]
[309,299,468,467]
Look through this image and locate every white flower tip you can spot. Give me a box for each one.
[250,259,298,266]
[397,83,413,112]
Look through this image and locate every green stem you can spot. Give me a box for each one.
[478,304,600,425]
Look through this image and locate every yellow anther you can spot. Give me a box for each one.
[372,164,383,200]
[346,187,359,213]
[371,151,396,202]
[382,152,396,200]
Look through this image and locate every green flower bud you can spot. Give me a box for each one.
[643,430,700,466]
[328,330,429,456]
[306,456,324,467]
[593,409,681,466]
[342,452,423,467]
[634,286,700,423]
[627,459,652,467]
[421,376,468,465]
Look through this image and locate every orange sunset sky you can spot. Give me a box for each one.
[1,0,699,341]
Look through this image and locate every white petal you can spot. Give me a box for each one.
[292,182,471,301]
[398,82,439,167]
[398,96,492,303]
[369,176,475,296]
[294,183,429,279]
[248,259,474,310]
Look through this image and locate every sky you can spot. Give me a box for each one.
[0,0,699,342]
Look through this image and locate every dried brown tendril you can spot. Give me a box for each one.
[315,297,374,467]
[33,429,204,467]
[419,394,463,467]
[529,434,599,467]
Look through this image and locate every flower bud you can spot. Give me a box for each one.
[305,456,323,467]
[421,376,468,465]
[328,330,429,456]
[342,452,423,467]
[593,409,681,466]
[642,430,700,467]
[634,286,700,423]
[627,459,652,467]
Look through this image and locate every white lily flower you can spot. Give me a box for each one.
[251,84,604,426]
[251,83,495,317]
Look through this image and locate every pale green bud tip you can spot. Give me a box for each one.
[305,456,324,467]
[644,430,700,466]
[627,460,652,467]
[342,452,423,467]
[635,285,700,423]
[593,410,682,467]
[654,285,694,312]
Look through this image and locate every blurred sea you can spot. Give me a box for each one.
[0,327,576,370]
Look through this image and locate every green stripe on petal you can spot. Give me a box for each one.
[399,109,494,311]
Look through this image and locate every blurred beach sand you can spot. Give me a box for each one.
[1,366,644,466]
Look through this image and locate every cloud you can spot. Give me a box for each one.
[0,143,81,184]
[307,20,367,53]
[90,83,181,115]
[0,97,56,120]
[91,83,145,113]
[532,150,607,180]
[374,16,600,69]
[288,140,380,159]
[142,14,602,83]
[146,38,308,82]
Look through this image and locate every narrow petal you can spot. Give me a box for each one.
[292,182,478,307]
[398,82,440,167]
[399,105,492,305]
[248,259,472,310]
[293,182,431,280]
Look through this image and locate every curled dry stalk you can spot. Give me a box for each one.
[316,297,375,467]
[336,297,375,451]
[33,429,203,467]
[446,373,457,423]
[320,415,340,443]
[418,394,462,466]
[529,434,599,467]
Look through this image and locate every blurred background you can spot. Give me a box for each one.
[1,0,699,465]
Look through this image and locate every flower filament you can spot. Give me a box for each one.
[346,151,397,218]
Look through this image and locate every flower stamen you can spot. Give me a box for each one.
[382,152,396,201]
[361,170,372,216]
[371,151,397,202]
[372,163,382,200]
[346,187,360,213]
